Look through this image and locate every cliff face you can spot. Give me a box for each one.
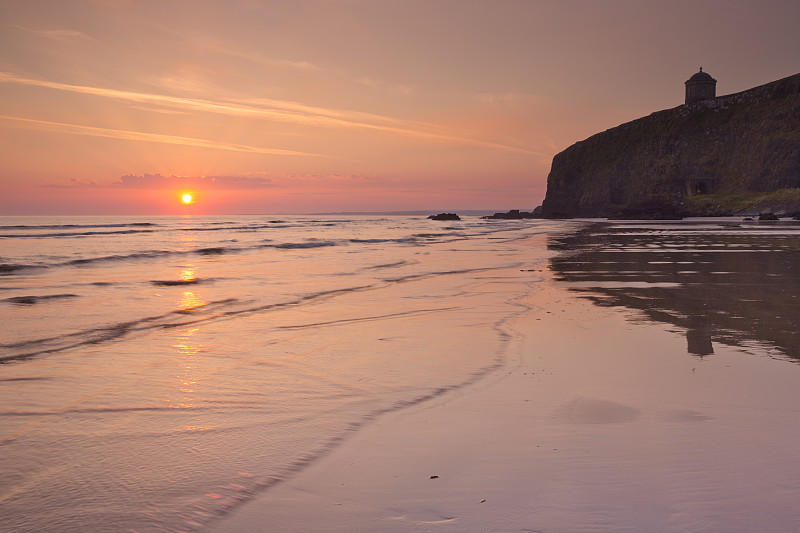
[541,73,800,217]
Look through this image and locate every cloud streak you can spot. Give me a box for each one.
[201,41,324,73]
[45,172,377,190]
[0,115,332,158]
[0,72,546,156]
[2,23,93,41]
[112,174,276,190]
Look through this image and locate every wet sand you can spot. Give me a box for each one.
[212,222,800,532]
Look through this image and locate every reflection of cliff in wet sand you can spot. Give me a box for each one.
[549,221,800,359]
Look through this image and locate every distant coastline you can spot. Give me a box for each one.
[310,210,504,216]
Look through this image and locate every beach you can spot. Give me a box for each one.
[2,217,800,532]
[213,219,800,533]
[3,3,799,532]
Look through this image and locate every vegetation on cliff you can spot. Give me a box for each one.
[681,188,800,216]
[541,73,800,218]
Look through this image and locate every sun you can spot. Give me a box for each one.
[181,193,193,204]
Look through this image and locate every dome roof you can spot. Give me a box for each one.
[687,68,716,83]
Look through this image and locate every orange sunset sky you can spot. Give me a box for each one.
[1,0,798,215]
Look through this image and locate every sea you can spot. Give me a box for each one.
[0,214,565,532]
[2,214,800,532]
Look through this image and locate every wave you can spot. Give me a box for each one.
[179,222,302,233]
[196,247,228,255]
[0,221,305,239]
[2,246,241,275]
[0,232,455,278]
[277,307,458,331]
[3,294,79,305]
[0,240,332,276]
[412,232,461,238]
[349,238,393,244]
[0,405,212,417]
[362,260,415,270]
[66,250,174,266]
[0,298,243,363]
[151,278,204,286]
[271,241,339,249]
[0,222,158,231]
[0,263,43,275]
[382,265,507,284]
[349,237,420,245]
[0,228,157,239]
[0,282,384,363]
[0,262,512,363]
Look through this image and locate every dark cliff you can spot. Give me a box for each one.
[541,73,800,218]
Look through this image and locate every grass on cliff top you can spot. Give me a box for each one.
[683,188,800,215]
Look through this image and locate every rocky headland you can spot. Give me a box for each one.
[541,72,800,218]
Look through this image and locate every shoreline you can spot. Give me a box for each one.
[210,227,800,533]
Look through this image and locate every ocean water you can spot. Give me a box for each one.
[0,215,564,532]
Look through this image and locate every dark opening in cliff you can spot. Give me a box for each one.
[687,178,714,196]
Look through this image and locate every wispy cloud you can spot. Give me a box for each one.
[113,174,276,190]
[3,23,93,41]
[0,115,331,158]
[200,42,324,73]
[128,105,191,116]
[45,172,377,190]
[475,92,542,106]
[354,76,414,96]
[0,72,547,156]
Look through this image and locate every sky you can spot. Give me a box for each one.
[0,0,798,215]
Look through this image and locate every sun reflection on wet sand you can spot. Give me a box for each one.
[169,267,220,436]
[170,326,202,409]
[173,326,201,358]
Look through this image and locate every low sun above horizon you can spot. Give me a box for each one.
[181,193,193,204]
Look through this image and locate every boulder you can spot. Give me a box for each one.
[482,209,541,220]
[427,213,461,221]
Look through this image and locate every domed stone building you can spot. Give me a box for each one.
[685,67,717,105]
